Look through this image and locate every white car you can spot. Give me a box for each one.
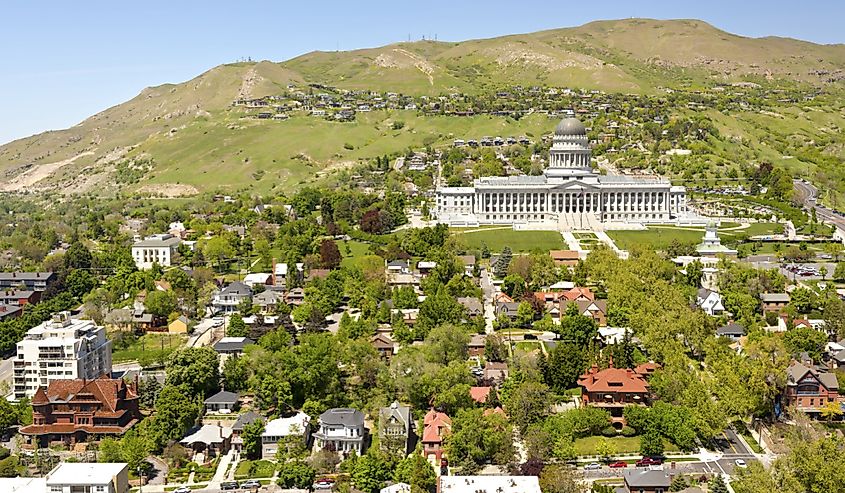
[735,459,747,468]
[173,487,192,493]
[584,462,602,470]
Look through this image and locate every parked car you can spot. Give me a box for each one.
[314,479,335,490]
[608,461,628,468]
[221,482,240,491]
[636,457,662,467]
[584,462,602,470]
[173,488,192,493]
[735,459,747,468]
[241,479,261,489]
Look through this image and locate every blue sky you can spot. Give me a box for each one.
[1,0,842,145]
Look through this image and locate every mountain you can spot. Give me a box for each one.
[2,18,844,196]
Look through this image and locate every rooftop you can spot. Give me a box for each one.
[319,408,364,427]
[440,475,541,493]
[46,462,128,486]
[263,412,311,437]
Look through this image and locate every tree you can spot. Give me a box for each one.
[227,313,249,337]
[788,287,814,314]
[543,343,586,393]
[424,324,470,365]
[485,335,507,363]
[783,326,827,362]
[493,247,512,278]
[394,452,436,493]
[165,347,221,397]
[669,475,689,492]
[121,432,150,473]
[502,274,526,298]
[145,384,200,452]
[639,429,664,456]
[241,420,264,460]
[555,310,598,347]
[819,400,844,422]
[64,241,93,270]
[65,269,97,299]
[505,381,553,433]
[277,461,316,489]
[350,451,393,493]
[596,437,617,461]
[97,437,123,463]
[538,464,584,493]
[320,240,342,269]
[223,355,248,392]
[710,474,729,493]
[834,262,845,281]
[446,409,514,473]
[145,290,177,318]
[137,377,161,411]
[202,236,235,268]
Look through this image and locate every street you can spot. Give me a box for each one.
[0,356,13,389]
[794,179,845,231]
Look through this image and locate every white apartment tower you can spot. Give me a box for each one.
[13,311,112,400]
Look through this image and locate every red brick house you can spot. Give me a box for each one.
[785,361,842,417]
[578,361,652,427]
[422,409,451,463]
[20,376,141,447]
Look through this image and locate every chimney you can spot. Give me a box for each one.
[271,257,277,286]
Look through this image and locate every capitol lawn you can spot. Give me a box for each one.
[451,228,565,253]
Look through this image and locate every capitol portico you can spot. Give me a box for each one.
[435,117,688,230]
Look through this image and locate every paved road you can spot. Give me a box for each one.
[0,356,13,388]
[480,267,495,334]
[794,180,845,232]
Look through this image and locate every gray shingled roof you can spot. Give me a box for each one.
[716,322,746,336]
[624,469,671,488]
[232,411,264,431]
[204,390,239,404]
[320,408,364,427]
[0,272,54,281]
[379,402,410,427]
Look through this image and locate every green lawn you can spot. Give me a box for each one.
[339,240,375,268]
[234,460,276,480]
[607,222,782,251]
[452,229,565,253]
[111,333,186,364]
[573,435,679,456]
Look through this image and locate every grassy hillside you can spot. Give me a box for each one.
[1,18,844,196]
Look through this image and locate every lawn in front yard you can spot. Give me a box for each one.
[111,333,186,364]
[573,435,679,456]
[452,228,565,253]
[339,240,375,269]
[234,460,276,480]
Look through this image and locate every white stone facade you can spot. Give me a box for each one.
[13,312,112,400]
[435,118,687,229]
[131,233,181,270]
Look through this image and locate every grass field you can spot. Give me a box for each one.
[607,223,781,251]
[573,435,679,456]
[339,240,375,268]
[111,333,186,364]
[234,460,276,480]
[452,228,565,253]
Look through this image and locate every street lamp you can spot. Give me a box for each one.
[137,466,143,493]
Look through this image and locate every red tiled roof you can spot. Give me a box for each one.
[563,287,595,301]
[20,419,138,436]
[578,364,650,394]
[422,409,451,444]
[634,362,661,376]
[36,376,138,413]
[470,386,492,404]
[483,407,506,417]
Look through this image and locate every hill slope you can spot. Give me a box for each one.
[1,18,844,196]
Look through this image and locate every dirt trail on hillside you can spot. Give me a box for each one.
[0,151,94,192]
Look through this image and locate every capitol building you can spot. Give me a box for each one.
[435,118,688,230]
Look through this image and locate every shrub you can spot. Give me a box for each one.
[601,426,618,437]
[621,426,637,437]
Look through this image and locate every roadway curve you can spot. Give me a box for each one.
[793,179,845,232]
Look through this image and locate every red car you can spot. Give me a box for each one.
[608,461,628,468]
[635,457,663,467]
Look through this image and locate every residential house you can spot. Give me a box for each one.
[470,386,492,404]
[760,293,790,313]
[0,289,40,306]
[204,390,239,414]
[457,297,483,317]
[622,469,672,493]
[168,315,190,334]
[20,376,140,447]
[0,271,56,291]
[386,260,411,275]
[46,462,130,493]
[379,401,411,456]
[243,273,273,288]
[212,282,253,314]
[14,312,112,400]
[272,262,289,288]
[468,334,487,357]
[696,288,725,316]
[578,361,652,427]
[285,287,305,305]
[563,286,594,301]
[440,476,541,493]
[261,411,311,459]
[0,304,22,321]
[180,424,233,458]
[784,361,841,418]
[484,362,509,384]
[422,409,451,463]
[560,299,608,326]
[417,261,437,276]
[372,333,396,360]
[381,483,411,493]
[131,234,181,269]
[716,322,746,341]
[253,289,285,313]
[213,337,255,357]
[232,411,264,453]
[495,301,520,320]
[457,255,476,276]
[549,250,580,267]
[313,408,367,456]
